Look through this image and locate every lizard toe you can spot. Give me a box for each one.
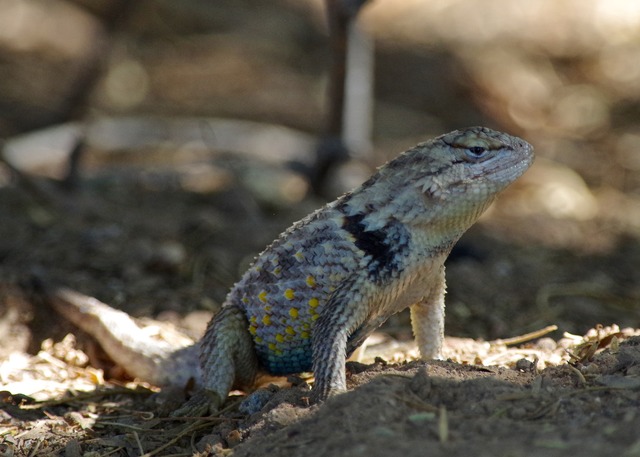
[171,390,222,418]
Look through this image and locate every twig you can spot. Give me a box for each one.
[142,420,207,457]
[567,364,586,387]
[142,397,244,456]
[22,386,153,410]
[492,325,558,346]
[133,431,145,456]
[438,405,448,444]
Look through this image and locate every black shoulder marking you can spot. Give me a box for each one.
[342,212,392,266]
[338,204,411,282]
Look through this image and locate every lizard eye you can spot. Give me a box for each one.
[463,145,493,162]
[466,146,487,157]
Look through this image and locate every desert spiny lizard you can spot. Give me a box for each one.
[41,126,534,415]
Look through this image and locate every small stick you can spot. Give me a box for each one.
[133,431,145,456]
[492,325,558,346]
[438,405,448,444]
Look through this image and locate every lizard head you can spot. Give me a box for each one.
[412,126,534,232]
[336,127,533,243]
[359,126,534,237]
[437,126,534,190]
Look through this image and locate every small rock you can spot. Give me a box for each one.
[238,388,275,415]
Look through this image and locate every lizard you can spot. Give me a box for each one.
[37,126,534,415]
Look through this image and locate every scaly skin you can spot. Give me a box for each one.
[40,127,534,415]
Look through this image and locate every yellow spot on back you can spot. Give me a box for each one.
[301,331,310,339]
[262,315,271,326]
[294,250,305,261]
[249,325,257,335]
[249,316,257,324]
[289,307,299,318]
[312,314,320,321]
[306,275,316,287]
[308,297,319,308]
[286,326,296,335]
[284,288,295,300]
[273,266,282,276]
[268,343,276,351]
[276,334,285,343]
[242,296,249,304]
[258,290,268,303]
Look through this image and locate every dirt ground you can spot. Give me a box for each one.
[0,149,639,457]
[2,1,640,456]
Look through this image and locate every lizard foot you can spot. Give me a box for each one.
[171,390,222,418]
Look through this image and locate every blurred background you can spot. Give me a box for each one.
[1,0,639,357]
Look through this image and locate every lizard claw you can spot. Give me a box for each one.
[171,390,222,418]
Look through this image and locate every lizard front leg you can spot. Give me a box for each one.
[410,265,446,360]
[311,278,374,402]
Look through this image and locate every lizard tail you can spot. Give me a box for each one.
[27,275,201,388]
